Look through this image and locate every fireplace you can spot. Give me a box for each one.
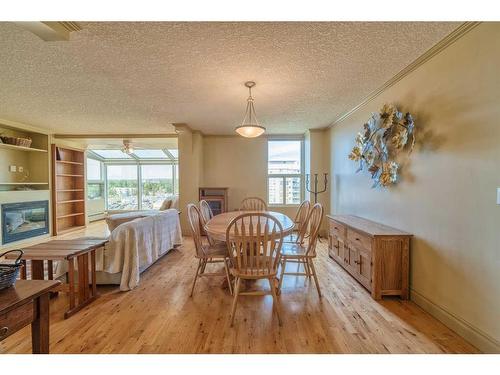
[1,200,49,245]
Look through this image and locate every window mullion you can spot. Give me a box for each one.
[137,164,142,210]
[282,176,286,205]
[104,164,108,211]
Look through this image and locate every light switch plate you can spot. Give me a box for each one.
[9,165,16,172]
[497,188,500,205]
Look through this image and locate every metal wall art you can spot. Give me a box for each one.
[348,104,415,188]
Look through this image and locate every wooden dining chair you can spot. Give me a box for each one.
[199,200,218,245]
[277,203,324,297]
[226,212,284,326]
[283,200,311,243]
[187,204,233,296]
[240,197,267,211]
[199,200,214,223]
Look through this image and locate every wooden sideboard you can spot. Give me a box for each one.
[327,215,412,300]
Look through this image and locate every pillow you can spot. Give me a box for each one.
[159,199,172,211]
[170,196,179,210]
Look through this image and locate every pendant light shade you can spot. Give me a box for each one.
[235,81,266,138]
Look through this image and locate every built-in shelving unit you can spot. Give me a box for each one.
[51,145,86,235]
[0,123,50,192]
[0,121,51,248]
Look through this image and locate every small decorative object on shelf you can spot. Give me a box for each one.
[306,173,328,204]
[348,104,416,188]
[0,135,32,148]
[0,250,24,290]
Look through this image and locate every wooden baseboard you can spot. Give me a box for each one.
[410,288,499,353]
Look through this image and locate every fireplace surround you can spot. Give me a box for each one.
[1,200,49,245]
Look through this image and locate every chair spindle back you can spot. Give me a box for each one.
[199,200,213,224]
[305,203,324,256]
[226,213,283,276]
[294,200,311,244]
[187,203,205,257]
[240,197,267,211]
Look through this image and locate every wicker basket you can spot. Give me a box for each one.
[0,136,32,148]
[0,250,24,290]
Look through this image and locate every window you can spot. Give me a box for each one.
[87,158,104,200]
[107,165,138,210]
[141,165,174,209]
[91,150,132,159]
[267,140,302,205]
[87,146,179,211]
[133,149,169,159]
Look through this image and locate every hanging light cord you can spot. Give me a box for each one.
[242,85,259,126]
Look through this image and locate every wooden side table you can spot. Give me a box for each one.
[8,238,108,319]
[0,279,60,354]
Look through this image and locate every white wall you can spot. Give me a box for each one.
[328,23,500,353]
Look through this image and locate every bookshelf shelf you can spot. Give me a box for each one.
[0,182,49,185]
[52,145,86,235]
[0,143,47,153]
[56,160,83,165]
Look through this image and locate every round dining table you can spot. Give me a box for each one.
[205,210,295,242]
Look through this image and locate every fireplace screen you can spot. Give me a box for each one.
[1,200,49,244]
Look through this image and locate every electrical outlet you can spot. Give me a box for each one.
[18,166,24,172]
[9,165,16,172]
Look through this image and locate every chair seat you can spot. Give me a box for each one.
[229,256,278,279]
[230,268,278,279]
[201,242,229,258]
[280,243,309,258]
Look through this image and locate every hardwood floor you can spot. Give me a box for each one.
[0,221,479,354]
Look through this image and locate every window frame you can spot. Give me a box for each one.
[266,137,304,207]
[86,157,105,201]
[87,151,178,211]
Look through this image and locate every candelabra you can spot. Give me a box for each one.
[305,173,328,204]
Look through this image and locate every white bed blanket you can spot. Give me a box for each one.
[103,209,182,291]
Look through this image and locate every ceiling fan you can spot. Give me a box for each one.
[121,140,134,154]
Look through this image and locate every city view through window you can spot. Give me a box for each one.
[87,148,178,211]
[268,140,302,205]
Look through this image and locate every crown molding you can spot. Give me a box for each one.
[328,22,482,128]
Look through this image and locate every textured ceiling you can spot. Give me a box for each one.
[0,22,460,135]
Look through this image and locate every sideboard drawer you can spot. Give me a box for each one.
[347,228,372,251]
[330,220,346,239]
[0,301,34,340]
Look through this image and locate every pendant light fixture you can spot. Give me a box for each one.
[235,81,266,138]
